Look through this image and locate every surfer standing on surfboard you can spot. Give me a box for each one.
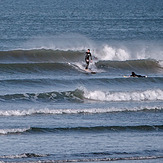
[85,49,92,69]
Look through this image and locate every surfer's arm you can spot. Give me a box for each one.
[90,53,93,61]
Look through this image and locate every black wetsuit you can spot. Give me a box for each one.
[85,52,92,69]
[130,72,146,78]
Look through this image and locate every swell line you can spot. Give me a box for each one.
[0,125,162,135]
[29,125,163,133]
[0,153,162,162]
[0,77,163,89]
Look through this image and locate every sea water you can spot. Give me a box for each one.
[0,0,163,162]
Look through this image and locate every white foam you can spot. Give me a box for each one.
[98,45,130,61]
[84,89,163,102]
[158,60,163,68]
[0,153,47,159]
[0,105,162,117]
[94,41,163,61]
[0,108,53,116]
[0,127,30,135]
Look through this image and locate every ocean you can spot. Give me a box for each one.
[0,0,163,162]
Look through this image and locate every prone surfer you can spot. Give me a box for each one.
[85,49,92,70]
[130,72,147,78]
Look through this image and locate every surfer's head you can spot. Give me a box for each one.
[132,72,136,76]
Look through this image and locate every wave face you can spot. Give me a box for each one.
[96,60,163,72]
[0,49,84,63]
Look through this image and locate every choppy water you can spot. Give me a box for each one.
[0,0,163,162]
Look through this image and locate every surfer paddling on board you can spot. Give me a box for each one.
[130,72,147,78]
[85,49,92,70]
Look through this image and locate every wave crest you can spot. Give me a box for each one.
[0,125,162,135]
[84,89,163,102]
[0,106,162,117]
[0,128,30,135]
[0,89,83,102]
[0,153,47,159]
[0,89,163,103]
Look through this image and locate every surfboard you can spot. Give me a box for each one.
[68,62,96,74]
[84,69,96,74]
[123,75,147,78]
[123,75,130,78]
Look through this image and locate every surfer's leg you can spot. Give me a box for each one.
[85,61,89,69]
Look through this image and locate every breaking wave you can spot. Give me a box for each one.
[0,153,48,159]
[33,156,163,162]
[84,89,163,102]
[0,49,162,75]
[0,89,83,102]
[1,37,163,62]
[0,151,162,162]
[0,89,163,103]
[0,106,162,117]
[1,125,162,135]
[0,128,30,135]
[0,88,163,103]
